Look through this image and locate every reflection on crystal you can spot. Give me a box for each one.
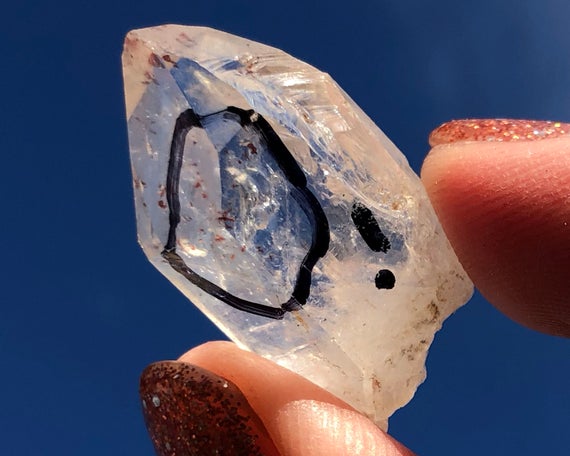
[123,25,473,428]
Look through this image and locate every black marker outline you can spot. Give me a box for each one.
[162,107,330,319]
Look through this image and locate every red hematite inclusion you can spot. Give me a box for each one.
[429,119,570,146]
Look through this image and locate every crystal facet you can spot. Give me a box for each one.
[122,25,473,428]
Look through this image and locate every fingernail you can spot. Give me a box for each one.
[429,119,570,146]
[139,361,272,456]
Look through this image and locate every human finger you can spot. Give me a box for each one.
[140,341,416,455]
[422,119,570,336]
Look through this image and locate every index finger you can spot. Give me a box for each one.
[422,119,570,337]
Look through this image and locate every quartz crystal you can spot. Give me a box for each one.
[122,25,473,428]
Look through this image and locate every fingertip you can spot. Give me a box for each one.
[179,341,352,418]
[182,342,415,455]
[422,136,570,336]
[274,400,416,456]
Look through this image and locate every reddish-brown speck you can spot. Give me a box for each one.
[148,53,164,68]
[158,200,166,209]
[217,212,235,229]
[217,211,235,224]
[247,143,258,154]
[214,235,225,242]
[143,71,158,85]
[176,32,195,46]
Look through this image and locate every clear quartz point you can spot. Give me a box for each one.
[122,25,473,428]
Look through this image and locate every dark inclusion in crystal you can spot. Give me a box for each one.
[375,269,396,290]
[351,201,396,290]
[351,202,391,253]
[162,106,330,319]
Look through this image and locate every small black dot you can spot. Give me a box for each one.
[375,269,395,289]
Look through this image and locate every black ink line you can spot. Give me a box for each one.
[162,107,330,319]
[351,202,391,253]
[164,109,202,251]
[289,187,329,306]
[162,249,287,318]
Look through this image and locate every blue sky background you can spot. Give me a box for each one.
[2,1,569,455]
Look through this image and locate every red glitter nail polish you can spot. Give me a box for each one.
[139,361,276,456]
[429,119,570,146]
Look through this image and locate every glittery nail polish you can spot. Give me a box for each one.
[429,119,570,146]
[139,361,276,456]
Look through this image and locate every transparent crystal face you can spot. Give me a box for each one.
[123,25,474,428]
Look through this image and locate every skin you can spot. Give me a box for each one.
[176,134,570,455]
